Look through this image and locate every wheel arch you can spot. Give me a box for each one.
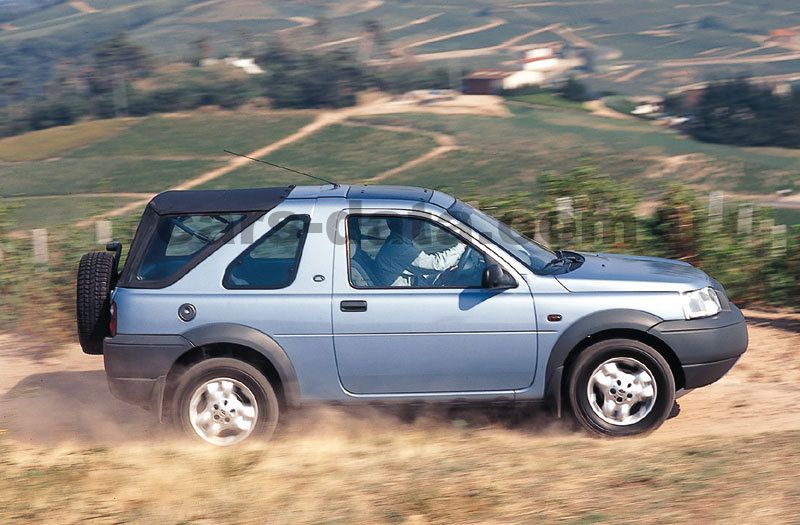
[163,323,301,415]
[544,309,684,417]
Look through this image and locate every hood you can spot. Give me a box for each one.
[555,252,711,293]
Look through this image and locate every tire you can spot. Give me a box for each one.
[76,251,116,355]
[168,358,279,446]
[567,339,675,437]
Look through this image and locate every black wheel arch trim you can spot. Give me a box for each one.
[544,309,665,418]
[179,323,302,408]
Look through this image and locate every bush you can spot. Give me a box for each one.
[460,164,799,307]
[26,98,83,130]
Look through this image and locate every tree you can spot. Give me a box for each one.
[91,34,151,79]
[256,48,368,109]
[84,34,152,116]
[685,78,800,148]
[560,76,590,102]
[191,35,212,66]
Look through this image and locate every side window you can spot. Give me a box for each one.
[223,215,310,289]
[138,213,247,282]
[347,215,486,289]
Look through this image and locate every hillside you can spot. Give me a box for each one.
[3,0,800,97]
[1,96,798,229]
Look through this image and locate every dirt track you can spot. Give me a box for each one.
[1,311,798,523]
[1,309,797,445]
[78,95,509,225]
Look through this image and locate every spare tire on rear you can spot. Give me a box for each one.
[76,251,117,355]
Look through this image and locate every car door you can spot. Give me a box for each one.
[331,209,538,395]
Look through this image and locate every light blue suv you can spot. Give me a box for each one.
[76,185,748,445]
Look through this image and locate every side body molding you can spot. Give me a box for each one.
[543,309,665,417]
[181,323,302,407]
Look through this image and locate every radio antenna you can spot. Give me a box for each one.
[224,149,339,188]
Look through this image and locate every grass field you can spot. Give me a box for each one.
[505,92,588,111]
[357,104,800,198]
[3,195,141,229]
[68,112,315,158]
[0,111,316,227]
[201,123,439,189]
[0,157,218,198]
[0,120,132,162]
[2,102,799,228]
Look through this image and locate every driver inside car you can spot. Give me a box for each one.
[373,217,466,287]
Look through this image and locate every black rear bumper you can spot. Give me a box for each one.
[107,375,166,412]
[103,334,191,413]
[649,306,748,389]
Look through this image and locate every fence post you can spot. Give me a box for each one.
[556,197,575,223]
[32,228,49,265]
[772,225,787,256]
[708,191,724,223]
[95,220,112,245]
[534,219,550,245]
[737,204,753,235]
[594,221,604,245]
[615,222,625,246]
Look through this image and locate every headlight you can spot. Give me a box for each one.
[681,287,721,319]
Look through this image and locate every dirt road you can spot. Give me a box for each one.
[1,310,797,443]
[0,310,798,522]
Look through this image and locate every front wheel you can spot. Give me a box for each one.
[568,339,675,437]
[169,358,279,446]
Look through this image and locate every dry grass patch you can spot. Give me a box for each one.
[0,422,798,524]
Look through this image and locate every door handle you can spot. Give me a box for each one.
[340,300,367,312]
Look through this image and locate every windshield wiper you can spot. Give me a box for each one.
[541,250,583,271]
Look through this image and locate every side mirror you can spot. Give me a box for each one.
[482,264,516,289]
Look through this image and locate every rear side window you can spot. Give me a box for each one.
[137,214,247,282]
[223,215,310,289]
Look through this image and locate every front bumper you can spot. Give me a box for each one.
[649,305,748,389]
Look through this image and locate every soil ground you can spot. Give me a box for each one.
[0,310,797,523]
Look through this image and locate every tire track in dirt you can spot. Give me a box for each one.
[278,16,316,34]
[345,122,459,183]
[77,108,362,224]
[77,96,509,225]
[311,13,444,51]
[661,52,800,67]
[401,18,506,51]
[374,24,558,64]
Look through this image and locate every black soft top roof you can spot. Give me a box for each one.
[147,186,294,215]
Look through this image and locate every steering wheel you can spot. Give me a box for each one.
[432,245,478,287]
[458,245,477,271]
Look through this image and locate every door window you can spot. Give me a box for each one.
[224,215,310,289]
[347,215,486,288]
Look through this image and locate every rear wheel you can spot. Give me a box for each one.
[568,339,675,437]
[76,251,116,355]
[169,358,279,446]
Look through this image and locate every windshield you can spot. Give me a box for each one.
[448,200,555,273]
